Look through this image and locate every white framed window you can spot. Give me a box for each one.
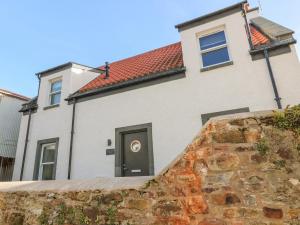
[49,79,62,105]
[199,30,230,68]
[38,143,56,180]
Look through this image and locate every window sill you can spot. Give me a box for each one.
[200,61,233,72]
[43,104,60,111]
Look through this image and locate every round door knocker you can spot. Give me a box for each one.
[130,140,142,153]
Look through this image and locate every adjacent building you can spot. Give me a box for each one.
[0,89,29,181]
[13,1,300,181]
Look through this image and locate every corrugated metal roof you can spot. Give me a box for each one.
[250,16,294,39]
[0,96,23,158]
[0,89,29,101]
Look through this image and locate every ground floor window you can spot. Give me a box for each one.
[33,138,59,180]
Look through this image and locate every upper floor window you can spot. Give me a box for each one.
[199,31,230,68]
[49,79,62,105]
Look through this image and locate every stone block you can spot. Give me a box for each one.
[194,159,208,176]
[198,218,227,225]
[153,199,182,217]
[251,154,266,164]
[235,145,255,152]
[263,207,283,219]
[6,212,24,225]
[223,207,238,218]
[75,191,90,202]
[288,208,300,219]
[83,206,99,221]
[244,195,257,206]
[211,192,241,205]
[183,196,208,214]
[204,172,234,187]
[213,129,246,144]
[101,192,123,204]
[153,216,190,225]
[209,153,240,171]
[127,199,151,210]
[238,207,260,218]
[176,173,197,184]
[245,176,265,191]
[244,128,261,143]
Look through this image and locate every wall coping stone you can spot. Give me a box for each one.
[0,177,153,192]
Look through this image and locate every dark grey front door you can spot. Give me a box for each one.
[122,131,149,176]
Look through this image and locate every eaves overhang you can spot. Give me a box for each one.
[36,62,104,78]
[249,38,297,55]
[175,1,247,32]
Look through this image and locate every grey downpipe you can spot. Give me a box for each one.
[68,98,77,179]
[263,48,282,109]
[35,74,41,97]
[20,109,32,180]
[242,4,254,50]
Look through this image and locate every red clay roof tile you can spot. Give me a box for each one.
[79,42,183,93]
[250,25,270,46]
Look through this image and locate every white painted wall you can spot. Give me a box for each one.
[13,10,300,181]
[12,64,99,180]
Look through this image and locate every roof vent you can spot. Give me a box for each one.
[105,62,110,79]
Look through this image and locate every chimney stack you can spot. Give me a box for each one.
[105,62,110,79]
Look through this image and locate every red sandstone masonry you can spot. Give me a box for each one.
[0,112,299,225]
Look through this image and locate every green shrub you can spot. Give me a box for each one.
[273,105,300,134]
[107,202,117,225]
[255,138,269,156]
[273,159,286,169]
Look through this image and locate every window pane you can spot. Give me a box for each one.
[199,31,226,50]
[42,147,55,163]
[202,47,230,67]
[42,164,54,180]
[51,80,62,92]
[50,93,61,105]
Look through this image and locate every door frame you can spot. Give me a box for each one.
[115,123,154,177]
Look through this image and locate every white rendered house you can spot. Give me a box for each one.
[13,1,300,181]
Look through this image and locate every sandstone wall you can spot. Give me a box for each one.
[0,112,300,225]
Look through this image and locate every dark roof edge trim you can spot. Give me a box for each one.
[66,67,186,102]
[249,38,297,55]
[36,62,73,76]
[36,62,104,77]
[247,7,259,13]
[175,0,247,30]
[19,97,38,113]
